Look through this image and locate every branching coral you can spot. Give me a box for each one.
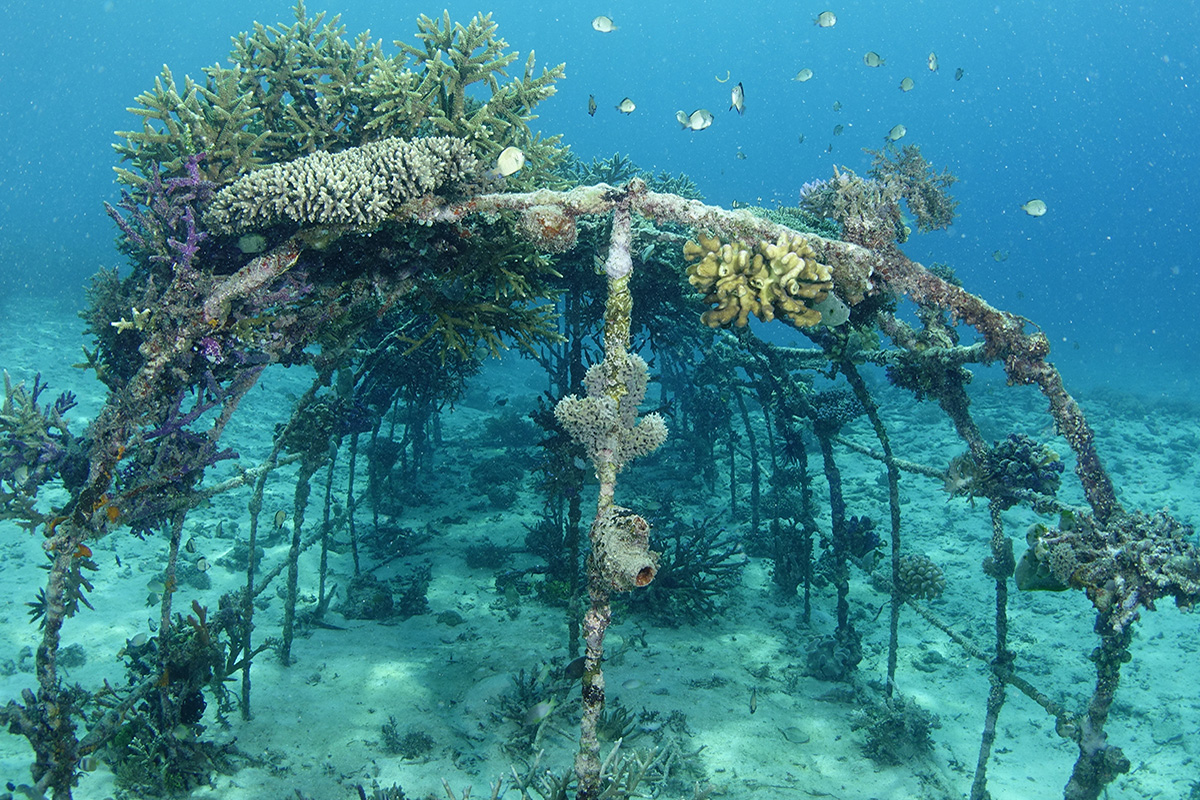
[683,231,833,327]
[115,4,566,188]
[867,144,959,233]
[204,136,479,233]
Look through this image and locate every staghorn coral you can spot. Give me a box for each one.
[114,4,566,188]
[204,136,478,233]
[367,10,566,187]
[1022,510,1200,631]
[682,231,833,327]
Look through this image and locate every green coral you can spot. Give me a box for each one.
[114,3,566,187]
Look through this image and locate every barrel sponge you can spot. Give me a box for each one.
[682,232,834,328]
[204,136,478,233]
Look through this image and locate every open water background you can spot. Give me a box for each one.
[1,0,1197,395]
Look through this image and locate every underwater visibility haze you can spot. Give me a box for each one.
[1,1,1199,799]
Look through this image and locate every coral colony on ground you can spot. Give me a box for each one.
[1,5,1198,800]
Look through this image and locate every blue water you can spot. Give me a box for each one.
[1,0,1197,393]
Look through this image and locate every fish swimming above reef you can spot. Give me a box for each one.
[616,97,636,114]
[1021,199,1047,216]
[794,68,814,82]
[899,77,915,92]
[863,51,885,67]
[814,10,837,27]
[730,82,745,114]
[588,94,597,116]
[677,109,714,130]
[487,146,525,178]
[928,52,939,71]
[887,123,907,141]
[591,15,617,32]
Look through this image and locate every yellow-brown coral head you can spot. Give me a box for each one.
[683,232,833,328]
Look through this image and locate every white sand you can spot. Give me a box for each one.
[2,294,1198,800]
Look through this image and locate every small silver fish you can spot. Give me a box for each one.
[616,97,636,114]
[677,108,714,131]
[1021,199,1047,217]
[863,51,885,68]
[184,537,197,554]
[814,10,836,27]
[887,123,907,141]
[899,77,914,92]
[524,700,554,725]
[273,509,287,529]
[793,68,814,82]
[591,15,617,32]
[730,82,745,114]
[928,52,939,72]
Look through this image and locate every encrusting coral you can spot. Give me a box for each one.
[554,353,667,472]
[683,231,834,327]
[204,135,478,233]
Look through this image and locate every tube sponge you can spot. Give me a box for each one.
[683,232,834,327]
[592,505,659,591]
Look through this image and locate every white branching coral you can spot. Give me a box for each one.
[204,135,478,233]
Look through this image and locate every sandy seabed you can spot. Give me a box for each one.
[2,294,1198,800]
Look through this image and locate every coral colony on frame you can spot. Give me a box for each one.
[1,4,1197,800]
